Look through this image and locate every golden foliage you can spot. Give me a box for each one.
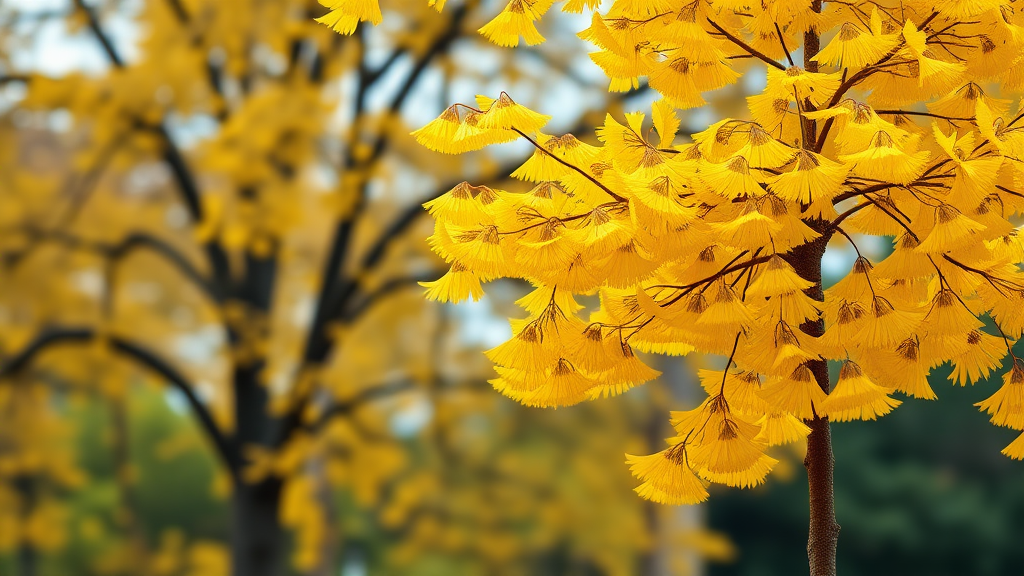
[321,0,1024,507]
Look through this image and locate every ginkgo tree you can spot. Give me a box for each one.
[324,0,1024,573]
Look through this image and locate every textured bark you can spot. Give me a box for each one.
[804,411,839,576]
[786,236,839,576]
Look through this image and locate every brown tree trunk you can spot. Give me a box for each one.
[804,412,839,575]
[791,7,841,573]
[787,235,839,576]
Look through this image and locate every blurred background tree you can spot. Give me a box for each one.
[0,0,737,575]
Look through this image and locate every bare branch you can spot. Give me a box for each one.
[365,47,409,85]
[775,22,795,67]
[307,378,487,434]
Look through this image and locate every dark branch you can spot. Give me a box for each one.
[0,328,239,478]
[512,128,627,202]
[306,379,418,433]
[74,0,124,66]
[307,378,488,434]
[111,337,240,478]
[830,201,872,228]
[365,47,409,85]
[360,4,471,169]
[815,11,940,151]
[164,0,190,23]
[341,272,441,323]
[75,0,232,294]
[874,109,974,122]
[6,229,216,301]
[775,22,795,67]
[285,8,477,447]
[301,7,472,367]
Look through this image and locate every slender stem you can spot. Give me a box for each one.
[833,226,862,258]
[707,18,787,71]
[776,22,795,67]
[862,195,920,241]
[512,128,627,202]
[874,109,974,122]
[996,184,1024,200]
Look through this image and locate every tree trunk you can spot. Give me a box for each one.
[804,412,838,576]
[230,352,287,576]
[17,536,35,576]
[787,5,841,574]
[793,240,839,575]
[230,476,286,576]
[787,234,840,576]
[227,251,288,576]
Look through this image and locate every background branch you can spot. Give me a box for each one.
[0,328,239,477]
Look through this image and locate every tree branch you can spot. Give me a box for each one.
[0,328,239,478]
[874,109,974,122]
[340,272,441,323]
[301,6,472,368]
[307,378,487,434]
[111,337,240,478]
[74,0,232,295]
[365,47,409,85]
[6,229,217,301]
[775,22,795,67]
[815,12,940,151]
[512,128,627,202]
[359,4,471,169]
[74,0,124,67]
[164,0,190,23]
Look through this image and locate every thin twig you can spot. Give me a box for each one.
[512,128,627,202]
[707,18,786,71]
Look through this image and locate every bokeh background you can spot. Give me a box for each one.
[0,1,1022,576]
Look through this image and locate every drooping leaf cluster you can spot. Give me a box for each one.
[323,0,1024,505]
